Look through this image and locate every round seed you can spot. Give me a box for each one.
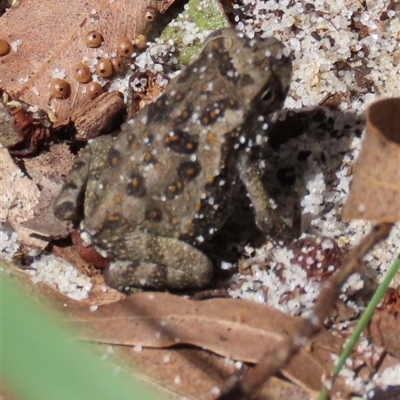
[84,31,103,48]
[50,79,71,99]
[134,34,147,50]
[87,81,103,99]
[96,58,113,78]
[116,37,134,58]
[73,63,92,83]
[110,56,125,72]
[144,6,159,22]
[0,39,11,56]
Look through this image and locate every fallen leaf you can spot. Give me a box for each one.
[0,0,172,124]
[19,144,77,239]
[342,98,400,222]
[0,148,47,248]
[368,309,400,359]
[1,258,351,398]
[66,292,346,396]
[24,143,76,184]
[0,91,20,148]
[116,345,311,400]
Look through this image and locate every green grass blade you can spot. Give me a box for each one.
[318,256,400,400]
[1,273,159,400]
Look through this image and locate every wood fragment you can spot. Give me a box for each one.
[71,91,126,140]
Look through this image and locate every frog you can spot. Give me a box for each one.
[53,27,293,291]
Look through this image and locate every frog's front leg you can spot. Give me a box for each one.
[237,152,295,242]
[53,147,91,222]
[104,231,213,290]
[53,135,114,222]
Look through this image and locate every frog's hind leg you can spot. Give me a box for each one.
[103,231,213,290]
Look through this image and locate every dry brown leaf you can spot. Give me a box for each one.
[342,98,400,222]
[2,258,350,398]
[66,292,345,396]
[368,309,400,359]
[0,0,172,124]
[0,92,20,148]
[18,143,77,239]
[0,148,47,248]
[24,143,76,183]
[20,200,70,240]
[116,346,311,400]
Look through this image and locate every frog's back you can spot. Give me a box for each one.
[83,28,292,251]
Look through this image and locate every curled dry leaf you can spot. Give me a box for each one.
[342,98,400,222]
[0,0,172,125]
[66,292,347,396]
[0,92,53,156]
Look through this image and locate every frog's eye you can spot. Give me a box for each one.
[204,33,233,53]
[260,86,274,103]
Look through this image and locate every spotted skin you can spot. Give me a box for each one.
[53,28,292,290]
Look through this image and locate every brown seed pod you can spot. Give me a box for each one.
[96,57,113,78]
[135,34,147,50]
[144,6,159,22]
[87,82,103,99]
[73,63,92,83]
[0,39,11,56]
[110,56,125,72]
[84,31,103,48]
[50,78,71,99]
[116,37,134,58]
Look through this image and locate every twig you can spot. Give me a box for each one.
[218,222,393,399]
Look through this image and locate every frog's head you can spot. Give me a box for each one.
[201,27,292,121]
